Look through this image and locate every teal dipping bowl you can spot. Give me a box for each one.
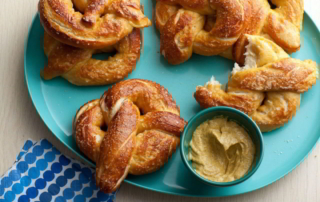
[180,107,264,187]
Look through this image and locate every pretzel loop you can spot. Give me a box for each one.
[41,28,141,86]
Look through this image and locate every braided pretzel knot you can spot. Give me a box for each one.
[195,35,317,132]
[73,79,187,192]
[155,0,245,65]
[39,0,151,49]
[41,28,141,86]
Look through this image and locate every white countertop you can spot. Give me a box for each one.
[0,1,319,201]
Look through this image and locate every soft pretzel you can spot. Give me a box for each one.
[39,0,151,49]
[155,0,304,65]
[73,79,187,193]
[155,0,245,65]
[226,0,304,64]
[195,35,317,132]
[41,28,141,86]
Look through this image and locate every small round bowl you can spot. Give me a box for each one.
[181,107,264,187]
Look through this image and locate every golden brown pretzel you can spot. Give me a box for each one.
[39,0,151,49]
[155,0,245,65]
[155,0,304,65]
[224,0,304,64]
[195,35,317,132]
[73,79,187,193]
[41,28,141,86]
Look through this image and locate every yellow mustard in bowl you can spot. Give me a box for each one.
[188,117,256,183]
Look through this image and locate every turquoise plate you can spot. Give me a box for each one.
[25,1,320,197]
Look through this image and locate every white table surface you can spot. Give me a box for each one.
[0,1,319,201]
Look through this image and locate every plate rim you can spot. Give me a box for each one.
[24,11,320,198]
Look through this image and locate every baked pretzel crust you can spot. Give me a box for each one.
[39,0,151,49]
[41,28,141,86]
[195,35,317,132]
[155,0,304,65]
[74,79,187,193]
[155,0,245,65]
[225,0,304,64]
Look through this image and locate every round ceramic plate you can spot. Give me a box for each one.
[25,1,320,197]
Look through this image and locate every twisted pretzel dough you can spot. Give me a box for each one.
[41,28,141,86]
[225,0,304,64]
[195,35,317,132]
[155,0,245,65]
[155,0,304,65]
[39,0,151,49]
[73,79,187,193]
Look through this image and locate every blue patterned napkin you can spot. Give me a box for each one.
[0,139,118,202]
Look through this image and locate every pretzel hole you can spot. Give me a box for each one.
[72,6,83,14]
[100,124,108,132]
[268,0,277,9]
[259,94,268,108]
[72,1,85,14]
[92,51,116,60]
[204,15,217,32]
[139,108,145,116]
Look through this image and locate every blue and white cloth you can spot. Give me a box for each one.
[0,139,118,202]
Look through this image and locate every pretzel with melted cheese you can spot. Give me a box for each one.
[195,35,317,132]
[73,79,187,193]
[41,28,141,86]
[39,0,151,49]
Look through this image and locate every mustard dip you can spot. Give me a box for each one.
[188,117,255,182]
